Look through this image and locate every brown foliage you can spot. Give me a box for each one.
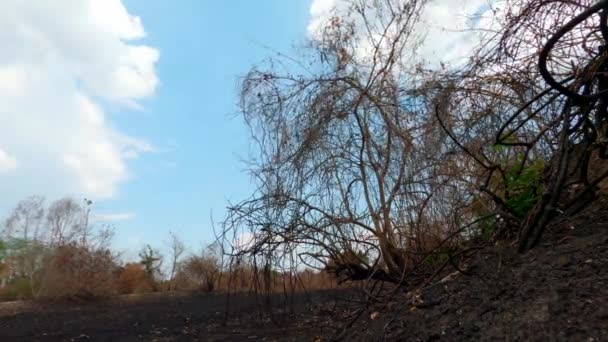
[184,257,219,292]
[114,263,155,294]
[37,243,117,300]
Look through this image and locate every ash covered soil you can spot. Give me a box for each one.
[0,290,343,341]
[0,208,607,341]
[308,206,608,341]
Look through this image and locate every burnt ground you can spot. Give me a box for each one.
[0,291,354,341]
[0,207,607,341]
[305,206,608,341]
[0,290,345,341]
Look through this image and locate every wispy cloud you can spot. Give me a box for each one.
[307,0,500,67]
[93,212,136,223]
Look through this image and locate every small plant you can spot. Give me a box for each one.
[504,155,544,219]
[470,151,544,241]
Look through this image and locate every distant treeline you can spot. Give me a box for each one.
[0,195,336,301]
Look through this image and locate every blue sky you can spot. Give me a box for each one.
[103,1,314,257]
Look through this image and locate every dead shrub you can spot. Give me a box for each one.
[114,263,155,294]
[36,243,117,300]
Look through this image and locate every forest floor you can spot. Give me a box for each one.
[0,206,607,341]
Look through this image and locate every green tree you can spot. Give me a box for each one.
[138,245,163,281]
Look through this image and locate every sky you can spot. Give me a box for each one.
[0,0,497,260]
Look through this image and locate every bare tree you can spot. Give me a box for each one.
[224,0,608,292]
[3,195,45,242]
[2,196,46,294]
[166,231,186,290]
[1,196,117,298]
[46,198,86,246]
[224,0,472,286]
[181,243,221,292]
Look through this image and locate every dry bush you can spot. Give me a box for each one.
[169,269,196,291]
[172,243,223,292]
[221,261,256,293]
[178,255,220,292]
[216,256,337,295]
[433,0,608,251]
[296,269,336,291]
[36,243,117,300]
[1,196,113,300]
[114,263,155,294]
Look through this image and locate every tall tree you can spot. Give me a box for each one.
[166,231,186,290]
[139,245,163,287]
[3,195,45,242]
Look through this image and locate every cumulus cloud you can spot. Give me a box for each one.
[308,0,500,66]
[0,0,159,207]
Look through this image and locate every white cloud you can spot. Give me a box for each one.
[0,149,17,173]
[93,212,136,223]
[234,231,255,252]
[307,0,499,66]
[417,0,499,65]
[0,1,159,207]
[308,0,343,36]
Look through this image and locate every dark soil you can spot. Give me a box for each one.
[306,206,608,341]
[0,290,343,341]
[1,208,607,341]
